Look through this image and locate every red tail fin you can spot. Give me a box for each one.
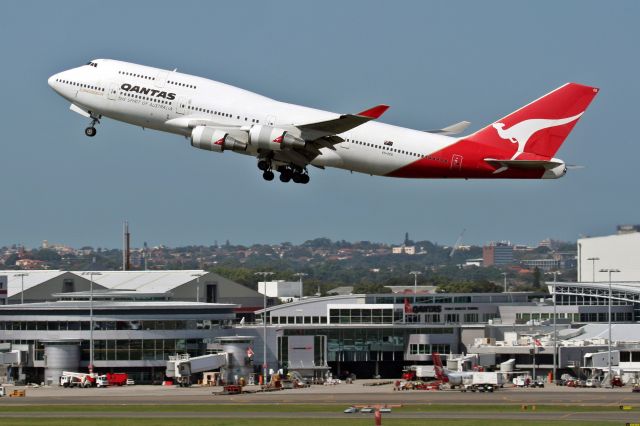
[432,352,448,382]
[464,83,598,160]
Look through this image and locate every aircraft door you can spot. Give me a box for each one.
[107,82,119,100]
[266,115,276,126]
[451,154,463,171]
[176,97,187,114]
[155,71,169,88]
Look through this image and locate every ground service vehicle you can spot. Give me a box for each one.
[97,373,128,387]
[60,371,95,388]
[462,372,504,392]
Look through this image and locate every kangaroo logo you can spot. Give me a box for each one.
[492,113,583,160]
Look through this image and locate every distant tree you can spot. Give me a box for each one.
[533,267,542,289]
[353,281,392,294]
[4,253,18,266]
[30,249,62,263]
[436,280,503,293]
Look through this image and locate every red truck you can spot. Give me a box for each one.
[96,373,128,387]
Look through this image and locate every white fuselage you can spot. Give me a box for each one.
[48,59,457,177]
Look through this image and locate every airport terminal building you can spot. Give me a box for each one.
[3,269,640,383]
[254,290,631,378]
[0,270,265,384]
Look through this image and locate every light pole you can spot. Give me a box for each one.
[82,271,101,374]
[13,273,29,304]
[587,257,600,282]
[546,270,560,385]
[600,268,620,388]
[409,271,421,304]
[255,271,274,385]
[501,272,508,293]
[191,273,204,303]
[293,273,307,300]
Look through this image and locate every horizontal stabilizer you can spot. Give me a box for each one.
[484,158,563,170]
[427,121,471,135]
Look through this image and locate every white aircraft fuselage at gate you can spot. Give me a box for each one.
[48,59,599,184]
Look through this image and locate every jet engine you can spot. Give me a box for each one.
[248,125,306,151]
[191,126,247,153]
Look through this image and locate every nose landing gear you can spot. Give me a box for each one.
[84,116,100,137]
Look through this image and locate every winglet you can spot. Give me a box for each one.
[356,104,389,119]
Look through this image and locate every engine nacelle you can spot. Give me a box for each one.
[191,126,247,153]
[248,125,306,151]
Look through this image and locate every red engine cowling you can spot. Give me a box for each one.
[248,125,305,151]
[191,126,247,152]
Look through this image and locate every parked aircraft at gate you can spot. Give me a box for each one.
[48,60,598,184]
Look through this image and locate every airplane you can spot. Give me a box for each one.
[48,59,599,184]
[432,352,473,387]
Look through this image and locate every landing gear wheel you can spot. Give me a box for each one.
[300,174,310,184]
[85,127,97,137]
[292,172,303,184]
[279,173,291,183]
[257,160,269,171]
[262,170,274,181]
[279,168,292,183]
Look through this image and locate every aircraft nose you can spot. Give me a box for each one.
[48,73,59,89]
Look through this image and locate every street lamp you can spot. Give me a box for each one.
[191,273,204,303]
[255,271,274,385]
[13,273,29,304]
[293,273,307,300]
[409,271,421,304]
[546,271,560,385]
[587,257,600,282]
[600,268,620,388]
[82,271,102,374]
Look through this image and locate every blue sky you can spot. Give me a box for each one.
[1,0,637,248]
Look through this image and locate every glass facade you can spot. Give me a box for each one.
[0,319,222,331]
[29,339,204,362]
[328,308,393,325]
[284,327,455,362]
[515,312,633,323]
[408,343,450,355]
[84,339,202,361]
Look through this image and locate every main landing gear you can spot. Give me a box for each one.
[84,115,100,137]
[258,159,275,181]
[277,165,309,184]
[257,160,310,184]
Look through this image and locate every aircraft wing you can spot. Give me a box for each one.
[165,116,243,131]
[296,105,389,141]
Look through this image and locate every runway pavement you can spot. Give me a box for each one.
[1,381,639,423]
[0,410,638,422]
[0,381,638,406]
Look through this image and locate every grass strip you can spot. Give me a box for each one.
[0,418,621,426]
[0,403,628,413]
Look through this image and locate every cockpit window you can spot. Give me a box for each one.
[86,61,98,68]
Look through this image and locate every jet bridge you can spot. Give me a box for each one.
[166,353,228,386]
